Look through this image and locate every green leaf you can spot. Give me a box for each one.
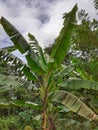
[0,74,23,92]
[54,65,74,77]
[0,100,41,109]
[26,54,44,74]
[53,90,97,121]
[93,0,98,10]
[13,100,41,109]
[0,101,17,108]
[22,65,38,81]
[0,49,25,77]
[57,118,91,130]
[1,45,17,52]
[0,73,36,92]
[76,67,91,80]
[60,79,98,90]
[0,49,37,90]
[50,4,78,69]
[28,33,47,71]
[0,17,29,53]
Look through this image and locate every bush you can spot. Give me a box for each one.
[0,115,19,130]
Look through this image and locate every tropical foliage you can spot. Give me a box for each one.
[0,4,98,130]
[93,0,98,10]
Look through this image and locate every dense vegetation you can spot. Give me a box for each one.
[0,3,98,130]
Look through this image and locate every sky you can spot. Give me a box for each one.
[0,0,97,50]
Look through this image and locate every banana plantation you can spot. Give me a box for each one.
[0,3,98,130]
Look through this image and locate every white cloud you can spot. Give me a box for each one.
[38,0,76,47]
[0,0,97,49]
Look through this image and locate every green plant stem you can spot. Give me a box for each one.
[42,91,47,130]
[42,74,50,130]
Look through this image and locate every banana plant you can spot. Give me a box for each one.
[93,0,98,10]
[0,4,98,130]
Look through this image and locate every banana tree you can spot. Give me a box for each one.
[93,0,98,10]
[0,4,98,130]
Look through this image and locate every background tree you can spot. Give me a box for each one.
[70,9,98,81]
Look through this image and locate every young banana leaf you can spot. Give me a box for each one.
[50,4,78,69]
[28,33,47,72]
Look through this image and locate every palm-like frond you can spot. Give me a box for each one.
[0,73,36,92]
[0,17,29,53]
[1,45,17,52]
[50,4,78,69]
[54,65,74,78]
[93,0,98,10]
[28,33,47,71]
[60,79,98,90]
[26,33,47,73]
[53,90,98,120]
[0,17,47,74]
[0,74,24,92]
[0,100,40,109]
[0,49,38,81]
[0,50,37,91]
[0,49,25,77]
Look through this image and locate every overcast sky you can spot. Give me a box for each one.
[0,0,97,50]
